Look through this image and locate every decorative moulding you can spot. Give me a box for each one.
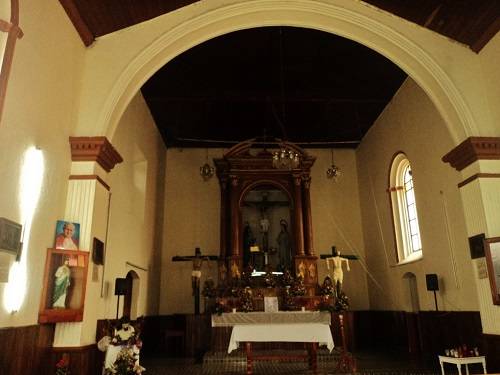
[69,136,123,172]
[442,137,500,171]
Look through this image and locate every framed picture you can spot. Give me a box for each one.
[54,220,80,250]
[92,237,105,265]
[0,217,22,259]
[484,237,500,305]
[264,296,279,313]
[468,233,485,259]
[39,248,89,323]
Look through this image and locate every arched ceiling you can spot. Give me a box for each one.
[140,27,407,148]
[58,0,499,148]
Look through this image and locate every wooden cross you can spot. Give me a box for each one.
[172,247,218,315]
[320,246,358,297]
[319,246,359,261]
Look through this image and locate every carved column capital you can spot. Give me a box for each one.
[69,136,123,172]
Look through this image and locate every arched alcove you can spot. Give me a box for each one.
[93,0,475,146]
[123,270,140,320]
[402,272,420,312]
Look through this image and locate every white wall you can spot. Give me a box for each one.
[357,78,480,312]
[478,32,500,135]
[160,148,369,313]
[0,0,84,327]
[105,92,164,319]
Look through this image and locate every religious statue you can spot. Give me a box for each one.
[325,247,350,297]
[320,275,335,296]
[231,261,241,279]
[276,219,291,270]
[242,221,255,267]
[191,248,204,296]
[260,207,270,251]
[172,248,218,315]
[52,258,71,308]
[218,262,227,286]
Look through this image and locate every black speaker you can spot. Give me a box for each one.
[426,274,439,291]
[114,278,128,295]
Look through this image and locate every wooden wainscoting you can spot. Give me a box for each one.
[352,310,484,358]
[52,344,100,375]
[483,333,500,372]
[140,314,211,359]
[0,323,54,375]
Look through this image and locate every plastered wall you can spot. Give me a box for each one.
[478,32,500,135]
[105,92,164,320]
[357,78,480,312]
[0,0,84,327]
[160,148,369,314]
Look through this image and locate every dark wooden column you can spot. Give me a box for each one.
[219,176,228,258]
[302,176,314,256]
[229,175,241,257]
[293,175,305,256]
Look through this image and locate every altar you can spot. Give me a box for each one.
[212,311,333,374]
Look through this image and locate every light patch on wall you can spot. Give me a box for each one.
[3,147,44,313]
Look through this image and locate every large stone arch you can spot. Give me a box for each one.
[89,0,477,143]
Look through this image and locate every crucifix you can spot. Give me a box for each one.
[320,246,358,297]
[172,247,218,315]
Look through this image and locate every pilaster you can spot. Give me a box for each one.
[442,137,500,334]
[53,137,122,347]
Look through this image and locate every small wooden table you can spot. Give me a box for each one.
[438,355,486,375]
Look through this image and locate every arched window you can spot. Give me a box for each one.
[0,0,22,124]
[389,153,422,262]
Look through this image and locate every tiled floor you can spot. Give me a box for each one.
[142,349,441,375]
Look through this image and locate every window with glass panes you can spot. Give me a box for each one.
[389,153,422,263]
[402,165,421,254]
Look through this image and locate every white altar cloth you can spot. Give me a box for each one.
[228,323,334,353]
[214,312,334,354]
[212,311,331,326]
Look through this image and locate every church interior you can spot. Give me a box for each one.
[0,1,499,374]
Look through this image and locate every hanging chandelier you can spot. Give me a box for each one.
[200,149,215,180]
[326,149,341,181]
[272,146,300,170]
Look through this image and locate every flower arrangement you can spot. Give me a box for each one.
[55,353,70,375]
[103,317,145,375]
[104,346,145,375]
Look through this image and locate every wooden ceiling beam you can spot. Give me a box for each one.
[59,0,94,46]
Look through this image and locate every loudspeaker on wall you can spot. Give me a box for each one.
[114,278,128,295]
[426,274,439,291]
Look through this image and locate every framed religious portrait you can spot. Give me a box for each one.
[54,220,80,250]
[484,237,500,305]
[39,248,89,323]
[0,217,22,259]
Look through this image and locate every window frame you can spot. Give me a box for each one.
[389,153,423,263]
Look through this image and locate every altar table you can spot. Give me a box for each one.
[438,355,486,375]
[212,311,334,374]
